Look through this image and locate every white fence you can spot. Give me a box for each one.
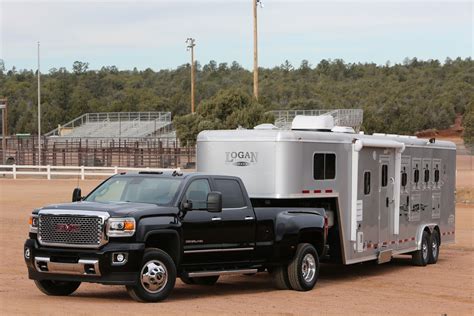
[0,165,178,180]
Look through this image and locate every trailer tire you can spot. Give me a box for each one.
[428,229,440,264]
[34,280,81,296]
[412,231,430,266]
[287,243,319,291]
[126,248,176,302]
[270,266,291,290]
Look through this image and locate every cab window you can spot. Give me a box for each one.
[184,179,211,209]
[214,179,246,209]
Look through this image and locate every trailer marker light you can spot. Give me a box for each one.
[302,190,310,194]
[314,190,321,193]
[325,189,333,193]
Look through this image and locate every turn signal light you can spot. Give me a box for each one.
[123,220,135,231]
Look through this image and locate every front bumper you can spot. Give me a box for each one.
[24,239,145,285]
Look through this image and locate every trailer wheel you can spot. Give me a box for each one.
[412,231,430,266]
[287,243,319,291]
[270,266,291,290]
[428,229,440,264]
[34,280,81,296]
[126,248,176,302]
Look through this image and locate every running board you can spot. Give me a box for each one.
[187,268,258,278]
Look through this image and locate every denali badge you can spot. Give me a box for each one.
[55,223,81,233]
[225,151,258,167]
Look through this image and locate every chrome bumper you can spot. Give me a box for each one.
[34,256,101,276]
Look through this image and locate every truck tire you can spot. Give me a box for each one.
[270,266,291,290]
[126,248,176,302]
[428,229,440,264]
[192,276,219,285]
[287,243,319,291]
[412,231,430,266]
[34,280,81,296]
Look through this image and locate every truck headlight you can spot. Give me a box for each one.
[106,218,135,237]
[29,215,38,233]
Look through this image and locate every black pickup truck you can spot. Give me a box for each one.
[24,171,327,302]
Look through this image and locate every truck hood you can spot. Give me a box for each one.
[38,201,179,219]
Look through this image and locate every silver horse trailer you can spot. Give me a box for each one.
[196,116,456,266]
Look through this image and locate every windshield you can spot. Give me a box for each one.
[85,176,182,205]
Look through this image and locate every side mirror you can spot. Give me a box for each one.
[207,192,222,213]
[72,188,82,202]
[182,201,193,211]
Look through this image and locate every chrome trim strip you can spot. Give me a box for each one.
[34,256,101,276]
[188,268,258,277]
[184,247,254,254]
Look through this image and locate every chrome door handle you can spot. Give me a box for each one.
[244,216,254,220]
[211,217,222,221]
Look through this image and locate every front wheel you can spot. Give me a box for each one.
[126,248,176,302]
[287,243,319,291]
[34,280,81,296]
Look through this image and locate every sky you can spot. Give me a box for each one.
[0,0,472,71]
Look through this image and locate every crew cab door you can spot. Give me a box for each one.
[180,177,256,266]
[211,177,256,263]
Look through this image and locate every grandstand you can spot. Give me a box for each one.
[46,112,173,138]
[270,109,363,131]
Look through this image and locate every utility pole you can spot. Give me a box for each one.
[0,98,7,165]
[37,41,41,166]
[186,38,196,113]
[253,0,263,101]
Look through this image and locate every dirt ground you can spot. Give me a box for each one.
[0,176,472,315]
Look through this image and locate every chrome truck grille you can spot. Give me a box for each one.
[38,210,109,249]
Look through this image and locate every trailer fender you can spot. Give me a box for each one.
[415,224,437,249]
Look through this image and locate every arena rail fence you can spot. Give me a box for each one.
[0,164,179,180]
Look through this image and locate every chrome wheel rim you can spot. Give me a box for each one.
[140,260,168,294]
[432,238,438,259]
[422,240,428,261]
[301,253,316,283]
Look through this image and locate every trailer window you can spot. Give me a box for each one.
[401,167,408,187]
[434,169,440,183]
[214,179,246,209]
[381,164,388,187]
[424,168,430,183]
[413,166,420,184]
[313,153,336,180]
[364,171,371,195]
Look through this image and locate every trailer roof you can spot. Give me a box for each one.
[197,129,456,150]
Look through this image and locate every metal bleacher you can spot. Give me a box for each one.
[270,109,364,131]
[46,112,172,138]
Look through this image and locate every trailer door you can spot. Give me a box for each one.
[379,154,395,246]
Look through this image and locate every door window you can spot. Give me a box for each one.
[364,171,371,195]
[214,179,246,209]
[184,179,211,209]
[381,164,388,187]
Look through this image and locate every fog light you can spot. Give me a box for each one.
[24,248,31,259]
[112,252,128,266]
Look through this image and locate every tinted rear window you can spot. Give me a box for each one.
[214,179,246,208]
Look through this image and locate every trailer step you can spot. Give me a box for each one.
[377,249,393,264]
[187,268,258,278]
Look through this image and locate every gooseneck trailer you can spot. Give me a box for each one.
[197,115,456,266]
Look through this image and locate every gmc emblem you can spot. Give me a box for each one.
[55,223,81,233]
